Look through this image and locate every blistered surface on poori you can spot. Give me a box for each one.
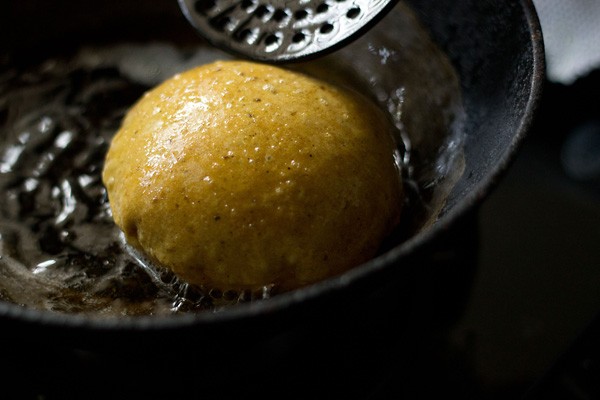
[102,60,403,291]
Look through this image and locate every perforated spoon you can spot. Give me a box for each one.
[178,0,399,63]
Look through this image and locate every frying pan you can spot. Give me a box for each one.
[0,0,544,397]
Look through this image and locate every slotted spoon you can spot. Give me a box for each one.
[178,0,400,62]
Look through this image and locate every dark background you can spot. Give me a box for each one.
[433,68,600,399]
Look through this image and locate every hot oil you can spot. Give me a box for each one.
[0,4,464,316]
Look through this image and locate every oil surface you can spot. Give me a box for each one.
[0,4,464,316]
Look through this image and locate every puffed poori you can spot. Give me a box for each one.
[102,60,403,292]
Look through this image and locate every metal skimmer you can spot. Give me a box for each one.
[178,0,399,63]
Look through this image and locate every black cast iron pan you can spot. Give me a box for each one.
[0,0,544,397]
